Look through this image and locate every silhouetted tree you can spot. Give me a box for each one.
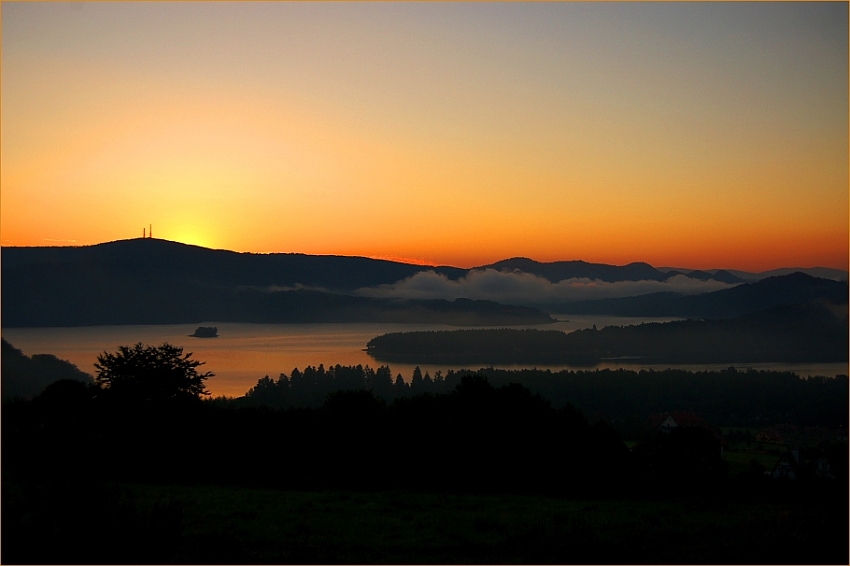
[370,365,394,398]
[411,366,424,392]
[244,375,281,406]
[276,372,291,391]
[289,367,304,388]
[94,343,212,402]
[394,373,409,398]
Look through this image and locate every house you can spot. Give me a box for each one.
[648,411,709,434]
[775,423,799,436]
[811,456,835,479]
[768,449,837,480]
[669,411,708,429]
[770,449,800,479]
[646,413,679,434]
[755,427,784,444]
[648,411,724,455]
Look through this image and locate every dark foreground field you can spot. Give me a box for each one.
[3,357,847,565]
[3,480,847,565]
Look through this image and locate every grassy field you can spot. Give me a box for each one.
[4,477,847,564]
[102,482,845,564]
[723,450,779,476]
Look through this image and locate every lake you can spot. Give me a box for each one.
[3,315,847,398]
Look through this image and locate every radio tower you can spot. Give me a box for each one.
[149,224,152,239]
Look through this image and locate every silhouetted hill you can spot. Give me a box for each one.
[367,299,848,365]
[556,272,848,318]
[659,266,848,282]
[4,240,844,325]
[2,239,555,326]
[1,339,93,399]
[484,257,675,283]
[483,258,747,284]
[743,266,849,282]
[1,238,466,292]
[2,281,552,327]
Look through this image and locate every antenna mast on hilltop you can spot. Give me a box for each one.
[143,227,146,238]
[150,224,152,239]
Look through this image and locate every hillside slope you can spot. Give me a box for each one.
[554,272,848,318]
[1,239,551,326]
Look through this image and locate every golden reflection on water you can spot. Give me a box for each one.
[3,317,847,398]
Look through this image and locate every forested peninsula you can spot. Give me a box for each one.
[367,299,848,365]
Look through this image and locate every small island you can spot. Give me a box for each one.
[190,326,219,338]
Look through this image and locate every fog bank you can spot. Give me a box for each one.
[355,269,737,305]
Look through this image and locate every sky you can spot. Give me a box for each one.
[2,2,847,271]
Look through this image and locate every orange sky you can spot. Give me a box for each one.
[2,3,847,271]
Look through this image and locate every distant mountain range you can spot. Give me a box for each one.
[2,238,847,327]
[556,272,849,318]
[657,265,848,282]
[485,257,847,284]
[483,258,763,284]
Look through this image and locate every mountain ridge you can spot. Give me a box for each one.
[2,239,554,327]
[3,239,847,327]
[554,272,849,318]
[9,237,837,283]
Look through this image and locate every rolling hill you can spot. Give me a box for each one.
[3,239,846,325]
[1,239,550,326]
[554,272,848,318]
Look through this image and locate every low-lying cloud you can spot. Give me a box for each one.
[355,269,737,305]
[237,283,330,293]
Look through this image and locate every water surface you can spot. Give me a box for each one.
[4,315,846,398]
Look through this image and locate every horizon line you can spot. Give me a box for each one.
[2,236,847,276]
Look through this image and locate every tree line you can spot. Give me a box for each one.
[241,363,454,408]
[237,364,848,433]
[4,343,847,564]
[4,372,634,496]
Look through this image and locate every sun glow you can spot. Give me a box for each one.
[1,3,846,271]
[158,224,219,251]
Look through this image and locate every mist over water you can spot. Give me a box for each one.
[354,270,737,305]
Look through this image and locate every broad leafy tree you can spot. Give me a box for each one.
[94,342,213,402]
